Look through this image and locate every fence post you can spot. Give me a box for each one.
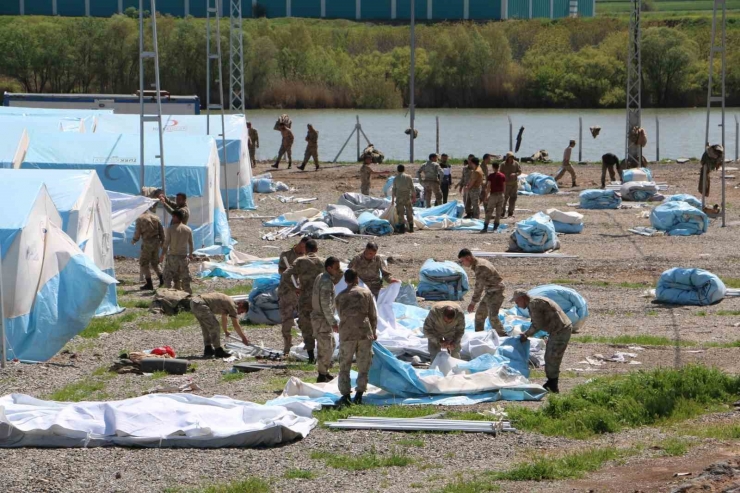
[736,115,739,162]
[508,116,512,152]
[356,115,360,161]
[436,116,439,154]
[656,116,660,162]
[578,117,583,162]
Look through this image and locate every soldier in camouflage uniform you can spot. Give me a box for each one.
[160,210,194,294]
[500,152,522,217]
[272,123,294,169]
[348,242,399,299]
[247,122,259,168]
[464,158,484,219]
[458,248,506,336]
[298,124,319,171]
[311,257,343,382]
[360,153,375,195]
[513,288,572,394]
[335,269,378,407]
[159,192,190,225]
[416,153,444,207]
[699,144,724,197]
[391,164,416,234]
[282,239,324,363]
[457,159,472,210]
[132,207,165,290]
[423,302,465,361]
[190,292,250,358]
[278,237,309,355]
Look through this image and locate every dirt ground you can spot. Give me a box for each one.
[1,159,740,493]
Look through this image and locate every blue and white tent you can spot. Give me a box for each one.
[0,181,115,362]
[0,114,87,133]
[19,132,232,258]
[0,126,28,169]
[0,169,121,316]
[94,113,255,210]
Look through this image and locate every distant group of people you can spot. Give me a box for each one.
[246,120,320,171]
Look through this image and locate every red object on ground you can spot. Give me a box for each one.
[151,346,176,358]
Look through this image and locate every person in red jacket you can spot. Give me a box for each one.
[481,162,506,233]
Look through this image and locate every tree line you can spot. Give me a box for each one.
[0,15,737,109]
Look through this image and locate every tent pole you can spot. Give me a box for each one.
[0,246,5,368]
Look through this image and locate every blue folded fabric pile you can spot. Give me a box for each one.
[656,268,726,306]
[416,259,469,301]
[358,211,393,236]
[511,212,558,252]
[526,173,559,195]
[579,189,622,209]
[650,201,708,236]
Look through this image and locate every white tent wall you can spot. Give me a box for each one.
[0,127,28,169]
[2,187,62,323]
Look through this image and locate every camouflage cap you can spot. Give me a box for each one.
[505,151,515,158]
[509,288,529,302]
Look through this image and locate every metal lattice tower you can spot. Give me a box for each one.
[703,0,727,226]
[624,0,642,169]
[138,0,166,195]
[206,0,231,217]
[229,0,245,111]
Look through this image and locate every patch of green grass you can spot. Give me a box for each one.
[91,365,113,377]
[47,379,107,402]
[647,310,659,316]
[490,446,636,481]
[696,311,708,317]
[285,362,317,372]
[215,283,252,296]
[704,340,740,348]
[118,299,151,309]
[316,404,487,425]
[656,438,693,457]
[141,311,196,331]
[222,371,246,382]
[682,423,740,439]
[434,477,501,493]
[721,277,740,289]
[395,438,425,448]
[79,311,139,338]
[181,477,272,493]
[571,334,696,347]
[507,366,740,439]
[150,370,169,380]
[716,310,740,316]
[283,469,316,480]
[310,448,413,471]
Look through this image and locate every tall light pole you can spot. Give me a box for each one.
[409,0,415,164]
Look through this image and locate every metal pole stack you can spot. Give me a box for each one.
[138,0,166,196]
[207,0,230,217]
[324,417,516,434]
[409,0,416,164]
[625,0,642,169]
[704,0,727,227]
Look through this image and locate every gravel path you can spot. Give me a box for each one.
[1,160,739,492]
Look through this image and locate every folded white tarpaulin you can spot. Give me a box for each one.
[0,394,317,448]
[107,191,157,235]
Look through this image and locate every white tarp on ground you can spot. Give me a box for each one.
[0,169,120,316]
[94,113,254,209]
[0,394,317,448]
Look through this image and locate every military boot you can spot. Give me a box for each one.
[271,163,279,169]
[287,161,292,169]
[315,165,320,171]
[158,274,164,287]
[480,222,489,233]
[396,223,406,234]
[214,347,233,358]
[337,395,352,408]
[307,350,315,364]
[297,164,306,171]
[572,182,577,188]
[352,392,364,405]
[493,221,500,232]
[140,278,154,290]
[408,223,414,233]
[203,345,215,358]
[316,373,327,383]
[543,378,560,394]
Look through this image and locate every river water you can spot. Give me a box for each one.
[244,108,739,163]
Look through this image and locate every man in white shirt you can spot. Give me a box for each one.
[554,140,577,187]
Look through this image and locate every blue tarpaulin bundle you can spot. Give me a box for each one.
[656,268,726,306]
[358,211,393,236]
[416,259,469,301]
[528,284,589,329]
[650,201,708,236]
[622,167,653,182]
[415,201,461,219]
[579,189,622,209]
[552,221,584,234]
[246,275,281,325]
[526,173,559,195]
[667,194,702,209]
[511,212,558,252]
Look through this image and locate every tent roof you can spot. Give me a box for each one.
[0,106,113,117]
[95,113,247,141]
[0,180,49,257]
[0,115,70,133]
[0,169,97,213]
[23,132,217,169]
[0,127,27,167]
